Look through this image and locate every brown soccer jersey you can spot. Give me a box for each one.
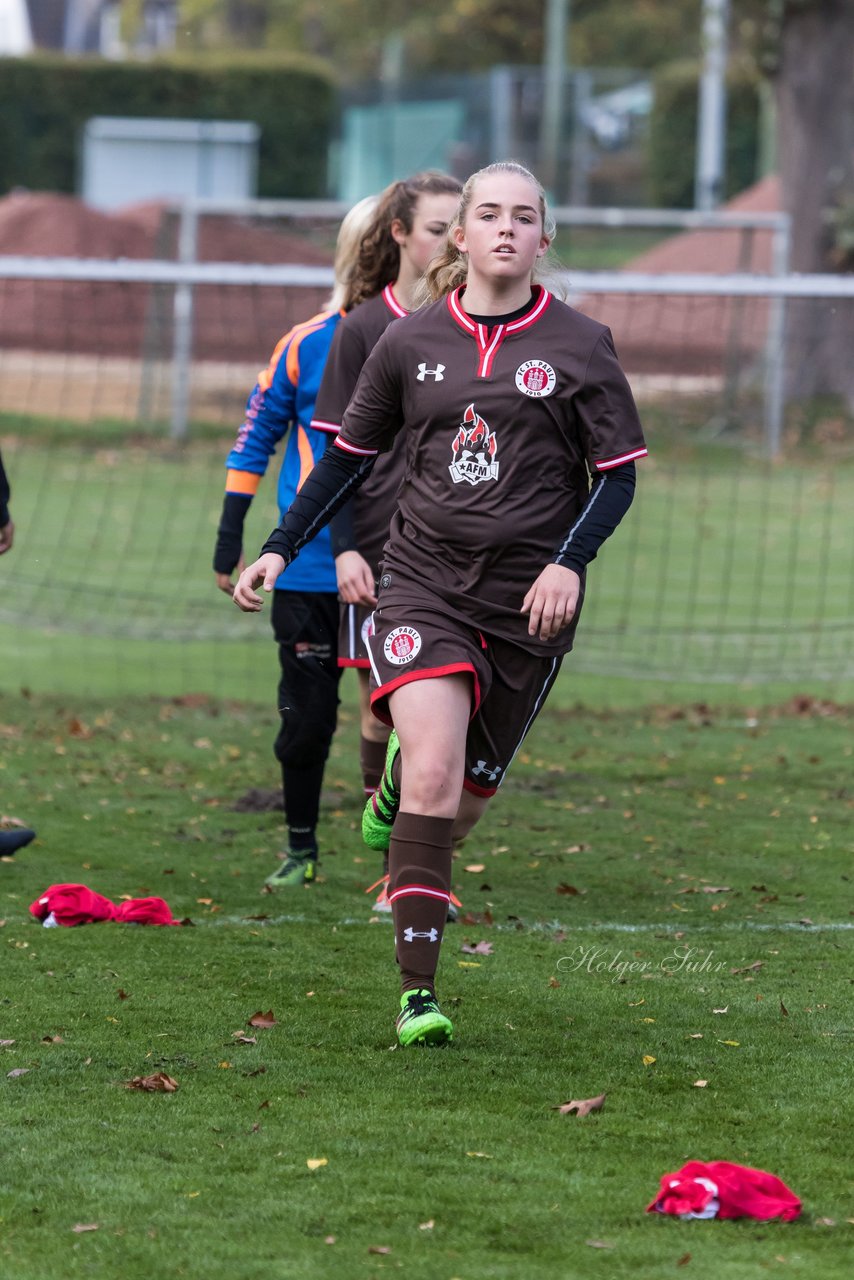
[336,285,647,658]
[312,284,409,575]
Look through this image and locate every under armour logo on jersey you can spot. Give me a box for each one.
[403,926,439,943]
[416,362,445,382]
[471,760,503,782]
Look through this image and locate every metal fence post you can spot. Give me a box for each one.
[764,217,791,458]
[170,202,198,441]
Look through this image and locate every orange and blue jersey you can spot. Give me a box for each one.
[224,309,343,593]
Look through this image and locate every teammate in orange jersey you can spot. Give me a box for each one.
[212,196,376,888]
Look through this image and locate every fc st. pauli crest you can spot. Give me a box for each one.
[448,403,499,486]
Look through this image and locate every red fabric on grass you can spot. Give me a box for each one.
[647,1160,801,1221]
[30,883,178,927]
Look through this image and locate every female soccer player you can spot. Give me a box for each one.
[311,172,462,906]
[233,162,647,1046]
[212,196,376,889]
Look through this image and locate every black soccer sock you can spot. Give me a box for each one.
[282,761,324,857]
[360,735,387,797]
[388,811,454,995]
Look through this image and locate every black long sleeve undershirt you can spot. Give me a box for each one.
[0,449,10,527]
[261,446,376,565]
[259,445,636,578]
[553,461,636,574]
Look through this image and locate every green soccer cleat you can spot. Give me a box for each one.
[264,852,317,888]
[362,731,401,851]
[396,988,453,1047]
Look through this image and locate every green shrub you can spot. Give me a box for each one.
[0,53,335,198]
[647,58,761,207]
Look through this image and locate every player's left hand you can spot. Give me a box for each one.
[521,564,580,641]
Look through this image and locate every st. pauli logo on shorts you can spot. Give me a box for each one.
[383,626,422,665]
[515,359,556,398]
[449,403,499,486]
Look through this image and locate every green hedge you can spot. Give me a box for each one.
[647,59,762,208]
[0,54,335,198]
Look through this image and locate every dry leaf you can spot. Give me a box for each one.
[548,977,560,988]
[324,1236,336,1245]
[556,882,581,895]
[458,960,481,968]
[814,1217,835,1227]
[248,1010,277,1029]
[232,1034,258,1045]
[368,1245,391,1255]
[693,1080,708,1088]
[466,1151,493,1158]
[461,940,493,955]
[642,1055,656,1066]
[71,1223,100,1233]
[731,961,763,975]
[0,1039,15,1047]
[306,1158,327,1170]
[717,1040,740,1047]
[712,1006,729,1014]
[553,1092,606,1117]
[42,1035,64,1044]
[701,886,731,894]
[780,1000,789,1017]
[7,1068,30,1078]
[464,863,486,874]
[419,1219,434,1230]
[687,1033,703,1039]
[586,1239,614,1249]
[677,1253,692,1266]
[126,1072,178,1092]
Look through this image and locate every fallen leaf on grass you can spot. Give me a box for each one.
[717,1040,740,1047]
[464,863,486,874]
[731,961,763,975]
[306,1158,327,1170]
[461,941,493,955]
[687,1033,703,1039]
[693,1080,708,1088]
[232,1033,258,1045]
[814,1217,835,1227]
[248,1010,277,1029]
[117,989,130,1000]
[585,1239,614,1249]
[780,1000,789,1017]
[7,1068,30,1078]
[71,1223,99,1234]
[324,1236,336,1245]
[556,883,582,896]
[712,1006,729,1014]
[419,1219,434,1230]
[0,1039,15,1047]
[642,1055,656,1066]
[125,1072,178,1092]
[368,1245,391,1255]
[552,1093,606,1117]
[42,1035,64,1044]
[458,961,481,968]
[466,1151,493,1159]
[701,886,731,894]
[677,1253,692,1266]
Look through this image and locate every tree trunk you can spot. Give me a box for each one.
[775,0,854,406]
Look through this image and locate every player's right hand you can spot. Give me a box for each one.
[233,553,286,611]
[335,550,377,605]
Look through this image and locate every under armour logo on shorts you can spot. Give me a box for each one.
[416,362,445,382]
[471,760,503,782]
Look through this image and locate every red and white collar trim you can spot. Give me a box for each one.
[447,285,552,378]
[382,284,409,318]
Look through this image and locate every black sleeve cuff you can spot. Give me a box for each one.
[213,492,252,573]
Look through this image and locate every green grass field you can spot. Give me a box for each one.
[2,413,853,707]
[1,689,852,1280]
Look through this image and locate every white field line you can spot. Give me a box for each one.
[200,915,854,933]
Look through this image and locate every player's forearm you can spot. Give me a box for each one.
[261,445,375,565]
[213,492,252,573]
[552,461,636,573]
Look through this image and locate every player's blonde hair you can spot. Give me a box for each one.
[423,162,560,302]
[325,194,380,313]
[348,170,463,308]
